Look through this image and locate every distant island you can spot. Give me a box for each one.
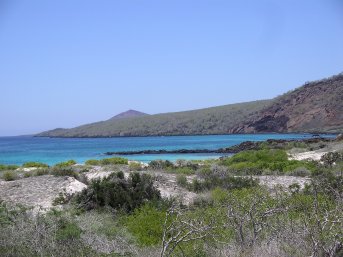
[37,72,343,138]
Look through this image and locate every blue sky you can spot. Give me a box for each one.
[1,0,343,136]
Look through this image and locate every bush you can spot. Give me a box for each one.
[129,162,142,171]
[85,157,128,166]
[34,169,50,176]
[51,167,79,178]
[23,172,33,178]
[2,171,17,181]
[174,167,195,175]
[189,171,258,192]
[191,178,204,192]
[55,160,77,168]
[22,162,49,168]
[211,187,230,203]
[176,174,188,188]
[221,149,317,174]
[175,160,199,170]
[321,152,343,167]
[149,160,174,170]
[75,171,160,213]
[85,159,100,166]
[0,164,19,171]
[100,157,128,165]
[56,219,81,241]
[124,203,165,246]
[289,167,311,177]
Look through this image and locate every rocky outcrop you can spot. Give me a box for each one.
[106,149,219,155]
[105,137,335,156]
[232,73,343,133]
[336,134,343,141]
[105,144,261,155]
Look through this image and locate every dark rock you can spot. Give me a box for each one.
[336,134,343,141]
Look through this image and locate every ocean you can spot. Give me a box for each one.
[0,134,336,165]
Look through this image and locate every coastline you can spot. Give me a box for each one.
[33,131,338,139]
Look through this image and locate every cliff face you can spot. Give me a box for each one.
[230,73,343,133]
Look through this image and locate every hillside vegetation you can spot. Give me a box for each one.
[38,100,271,137]
[37,72,343,137]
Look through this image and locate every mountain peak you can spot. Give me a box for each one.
[110,110,148,120]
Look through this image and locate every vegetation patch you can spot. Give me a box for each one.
[34,168,50,176]
[124,203,165,246]
[2,171,18,181]
[75,171,160,213]
[128,162,142,171]
[51,167,79,179]
[22,162,49,168]
[55,160,77,168]
[221,149,317,174]
[85,157,128,166]
[0,164,19,171]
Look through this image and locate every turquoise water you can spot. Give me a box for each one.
[0,134,336,165]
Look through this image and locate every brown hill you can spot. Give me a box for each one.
[230,73,343,133]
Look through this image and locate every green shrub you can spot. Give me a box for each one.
[34,169,50,176]
[2,171,17,181]
[174,167,195,175]
[56,220,81,241]
[225,149,288,164]
[85,159,100,166]
[51,167,79,178]
[222,149,317,174]
[124,203,165,246]
[100,157,128,165]
[176,174,188,188]
[129,162,142,171]
[23,172,33,178]
[22,162,49,168]
[191,178,204,192]
[85,157,128,166]
[211,187,229,203]
[55,160,77,168]
[0,164,19,171]
[75,171,160,213]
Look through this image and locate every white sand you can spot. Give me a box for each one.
[289,151,326,161]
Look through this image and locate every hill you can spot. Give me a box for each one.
[231,73,343,133]
[109,110,148,120]
[37,72,343,137]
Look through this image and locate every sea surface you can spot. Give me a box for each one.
[0,134,336,165]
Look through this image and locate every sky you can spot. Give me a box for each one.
[1,0,343,136]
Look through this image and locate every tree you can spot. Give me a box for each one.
[160,204,216,257]
[224,188,286,248]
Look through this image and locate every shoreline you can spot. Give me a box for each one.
[33,132,338,139]
[105,137,335,156]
